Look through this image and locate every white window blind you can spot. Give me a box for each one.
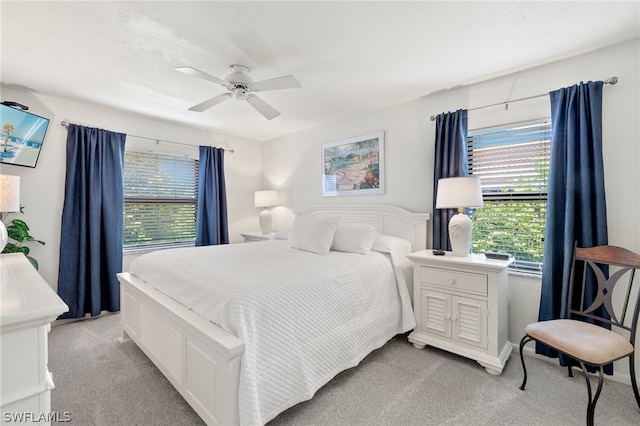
[123,151,199,250]
[468,120,551,273]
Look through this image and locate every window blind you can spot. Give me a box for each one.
[123,151,199,250]
[468,121,551,271]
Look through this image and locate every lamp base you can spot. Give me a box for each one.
[448,212,472,257]
[0,221,7,252]
[259,208,272,234]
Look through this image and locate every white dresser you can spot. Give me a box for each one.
[1,253,68,425]
[407,250,513,375]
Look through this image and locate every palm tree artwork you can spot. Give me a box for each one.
[322,132,383,196]
[2,123,14,152]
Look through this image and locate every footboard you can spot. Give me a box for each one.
[117,273,244,426]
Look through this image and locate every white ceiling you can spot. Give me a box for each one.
[2,1,639,141]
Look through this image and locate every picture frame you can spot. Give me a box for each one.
[322,131,384,197]
[0,104,50,168]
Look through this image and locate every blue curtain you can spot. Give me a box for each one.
[537,81,610,372]
[57,124,126,319]
[195,146,229,246]
[432,109,468,250]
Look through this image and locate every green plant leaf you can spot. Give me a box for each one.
[1,244,29,255]
[2,242,19,253]
[2,208,44,268]
[10,218,29,230]
[7,220,29,243]
[27,256,39,270]
[22,235,46,245]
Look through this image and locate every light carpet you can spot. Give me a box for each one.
[48,313,639,425]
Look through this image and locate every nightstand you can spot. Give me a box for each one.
[407,250,514,375]
[240,231,276,242]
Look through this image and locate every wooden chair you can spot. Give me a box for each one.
[518,245,640,426]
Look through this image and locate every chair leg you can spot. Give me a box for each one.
[630,352,640,409]
[580,363,604,426]
[519,335,534,390]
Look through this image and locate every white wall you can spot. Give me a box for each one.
[0,88,263,290]
[262,39,640,381]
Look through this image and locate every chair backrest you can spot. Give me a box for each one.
[568,245,640,345]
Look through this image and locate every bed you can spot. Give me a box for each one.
[117,204,429,425]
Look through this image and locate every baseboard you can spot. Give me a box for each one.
[513,342,632,386]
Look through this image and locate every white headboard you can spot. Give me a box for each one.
[299,204,430,251]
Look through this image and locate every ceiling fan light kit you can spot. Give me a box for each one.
[177,64,301,120]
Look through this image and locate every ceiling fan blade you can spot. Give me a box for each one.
[189,93,232,112]
[246,95,280,120]
[252,75,301,92]
[175,66,227,86]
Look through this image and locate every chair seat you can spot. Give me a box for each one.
[525,319,634,366]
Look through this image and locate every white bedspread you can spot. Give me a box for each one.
[130,239,415,425]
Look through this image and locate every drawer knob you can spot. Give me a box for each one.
[447,277,455,285]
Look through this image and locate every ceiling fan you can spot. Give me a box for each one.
[175,64,301,120]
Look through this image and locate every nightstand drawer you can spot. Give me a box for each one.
[420,267,487,296]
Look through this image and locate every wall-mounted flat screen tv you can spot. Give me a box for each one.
[0,104,50,168]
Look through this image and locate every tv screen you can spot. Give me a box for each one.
[0,103,50,168]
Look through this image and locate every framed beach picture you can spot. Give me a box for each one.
[322,131,384,197]
[0,104,50,168]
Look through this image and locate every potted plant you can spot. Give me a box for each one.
[1,207,45,269]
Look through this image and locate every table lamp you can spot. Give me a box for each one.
[435,176,483,257]
[254,190,279,234]
[0,174,21,252]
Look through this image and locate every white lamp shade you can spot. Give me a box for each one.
[254,190,279,208]
[0,175,20,212]
[435,177,483,209]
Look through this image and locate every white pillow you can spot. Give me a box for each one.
[371,234,413,255]
[288,214,339,255]
[331,222,378,254]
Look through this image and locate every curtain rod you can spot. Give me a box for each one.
[429,76,618,121]
[60,120,234,153]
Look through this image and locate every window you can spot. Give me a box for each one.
[123,151,199,251]
[468,120,551,273]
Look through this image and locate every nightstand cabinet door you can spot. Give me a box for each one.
[452,296,487,349]
[421,289,450,337]
[421,290,488,348]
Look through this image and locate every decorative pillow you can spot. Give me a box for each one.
[288,214,339,255]
[274,227,290,240]
[331,222,378,254]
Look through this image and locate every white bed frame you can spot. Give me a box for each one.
[117,204,429,425]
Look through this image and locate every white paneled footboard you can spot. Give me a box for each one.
[117,272,244,426]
